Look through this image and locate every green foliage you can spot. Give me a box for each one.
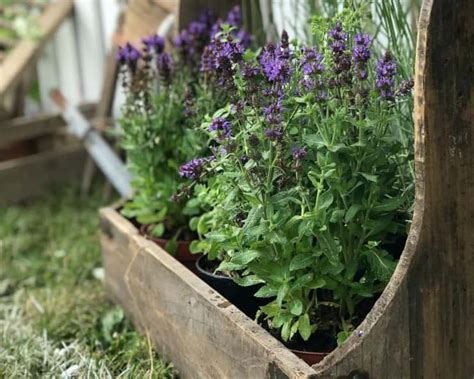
[190,13,414,344]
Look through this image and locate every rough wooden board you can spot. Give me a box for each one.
[313,0,474,377]
[100,207,318,379]
[0,103,96,149]
[0,0,74,97]
[0,144,86,205]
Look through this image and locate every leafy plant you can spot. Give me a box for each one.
[118,7,251,246]
[184,11,414,346]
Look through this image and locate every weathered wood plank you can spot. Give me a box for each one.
[0,103,96,149]
[0,144,86,205]
[100,207,318,379]
[0,0,74,97]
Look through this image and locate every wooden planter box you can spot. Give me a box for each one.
[100,0,473,377]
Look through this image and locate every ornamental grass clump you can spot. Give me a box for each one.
[185,18,414,346]
[116,7,249,245]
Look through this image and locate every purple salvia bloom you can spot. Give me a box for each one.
[264,127,284,142]
[292,146,306,161]
[259,43,293,83]
[226,5,242,27]
[209,117,232,138]
[142,34,165,54]
[241,63,260,79]
[236,29,252,49]
[116,43,141,71]
[156,53,174,85]
[179,158,208,181]
[188,21,207,37]
[376,51,397,99]
[301,47,324,76]
[263,100,284,125]
[328,22,351,76]
[352,33,372,80]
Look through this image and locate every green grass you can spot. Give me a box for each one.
[0,187,176,378]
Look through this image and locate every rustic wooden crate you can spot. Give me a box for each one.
[100,0,474,377]
[0,103,95,205]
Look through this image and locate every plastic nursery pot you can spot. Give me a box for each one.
[139,224,199,263]
[195,255,264,319]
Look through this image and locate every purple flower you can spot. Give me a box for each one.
[397,78,414,96]
[179,158,208,180]
[174,30,195,63]
[241,63,260,79]
[226,5,242,27]
[142,34,165,55]
[209,117,232,139]
[328,22,351,76]
[301,47,324,76]
[116,43,141,71]
[292,146,306,161]
[376,51,397,99]
[264,127,284,142]
[263,100,284,125]
[236,29,252,49]
[259,43,293,83]
[156,52,174,85]
[352,33,372,80]
[278,30,291,60]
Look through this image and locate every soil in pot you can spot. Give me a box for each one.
[195,255,265,319]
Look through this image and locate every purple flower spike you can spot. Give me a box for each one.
[301,47,324,76]
[209,117,232,139]
[142,34,165,54]
[292,146,306,161]
[376,51,397,99]
[116,43,141,71]
[263,100,284,125]
[226,5,242,27]
[328,22,351,76]
[179,158,208,181]
[259,43,293,83]
[352,33,372,80]
[264,127,284,142]
[156,52,174,85]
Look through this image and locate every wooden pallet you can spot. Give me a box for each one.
[100,0,474,377]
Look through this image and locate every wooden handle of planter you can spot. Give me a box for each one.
[314,0,474,377]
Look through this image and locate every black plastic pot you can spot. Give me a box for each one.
[195,256,264,319]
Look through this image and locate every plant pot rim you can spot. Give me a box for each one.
[196,255,233,281]
[139,223,192,245]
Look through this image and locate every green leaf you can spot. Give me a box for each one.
[373,197,403,212]
[360,173,378,182]
[330,209,345,223]
[151,223,164,237]
[298,314,312,341]
[345,204,362,223]
[318,192,334,210]
[289,254,314,271]
[165,239,178,254]
[254,285,278,298]
[303,134,324,147]
[308,278,326,289]
[276,283,290,306]
[233,275,265,287]
[281,321,291,342]
[289,299,303,316]
[231,250,260,265]
[189,240,203,254]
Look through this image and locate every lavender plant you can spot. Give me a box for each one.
[117,7,249,247]
[185,17,414,346]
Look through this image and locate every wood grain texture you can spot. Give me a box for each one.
[100,207,318,379]
[0,103,96,149]
[0,0,74,97]
[0,144,86,205]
